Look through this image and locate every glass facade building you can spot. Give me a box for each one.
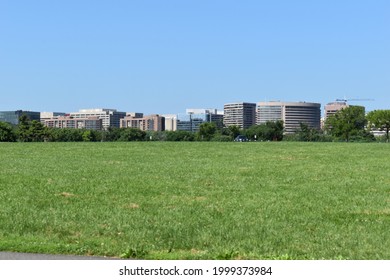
[177,113,211,132]
[0,110,40,125]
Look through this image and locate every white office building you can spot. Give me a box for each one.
[70,109,126,129]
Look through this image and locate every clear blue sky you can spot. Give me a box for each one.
[1,0,389,114]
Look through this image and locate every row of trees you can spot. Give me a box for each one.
[0,115,284,142]
[1,108,389,142]
[325,106,390,142]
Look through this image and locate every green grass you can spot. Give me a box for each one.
[0,142,389,259]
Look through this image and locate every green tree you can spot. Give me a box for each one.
[265,120,284,141]
[227,125,241,138]
[30,120,48,142]
[145,131,166,141]
[296,123,321,142]
[82,130,93,142]
[198,122,217,141]
[246,121,284,141]
[17,115,47,142]
[81,129,101,142]
[165,131,195,141]
[104,127,121,142]
[325,106,367,142]
[17,114,32,142]
[47,128,84,142]
[0,121,16,142]
[118,128,146,141]
[367,110,390,143]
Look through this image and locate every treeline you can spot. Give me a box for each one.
[1,107,390,142]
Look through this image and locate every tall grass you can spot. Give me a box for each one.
[0,142,389,259]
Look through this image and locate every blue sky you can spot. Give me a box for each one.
[0,0,389,114]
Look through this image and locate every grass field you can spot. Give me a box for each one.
[0,142,389,259]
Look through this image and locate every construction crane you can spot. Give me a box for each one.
[335,98,374,102]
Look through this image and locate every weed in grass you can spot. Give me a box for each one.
[215,250,240,260]
[121,246,149,259]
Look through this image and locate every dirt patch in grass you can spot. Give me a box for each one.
[56,192,76,198]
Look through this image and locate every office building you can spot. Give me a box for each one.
[223,102,256,129]
[69,109,126,129]
[257,101,321,134]
[324,102,348,119]
[176,109,224,132]
[177,113,210,132]
[187,109,224,129]
[0,110,40,125]
[40,112,66,123]
[120,114,165,131]
[186,108,218,115]
[162,114,178,131]
[210,113,224,129]
[126,112,144,118]
[43,116,103,130]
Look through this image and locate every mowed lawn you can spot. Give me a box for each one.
[0,142,389,259]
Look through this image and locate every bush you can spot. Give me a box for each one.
[118,128,147,141]
[48,128,83,142]
[165,131,195,141]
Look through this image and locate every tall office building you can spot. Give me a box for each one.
[257,101,321,134]
[69,109,126,129]
[161,114,178,131]
[0,110,40,125]
[223,102,256,129]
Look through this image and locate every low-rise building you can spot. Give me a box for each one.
[324,102,348,119]
[44,116,103,130]
[40,112,66,123]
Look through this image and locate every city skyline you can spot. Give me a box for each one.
[0,98,380,117]
[1,1,389,114]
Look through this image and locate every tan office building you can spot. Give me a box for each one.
[120,114,165,131]
[44,116,103,130]
[324,102,348,119]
